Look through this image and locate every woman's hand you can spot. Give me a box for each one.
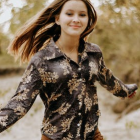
[128,91,136,98]
[125,84,138,98]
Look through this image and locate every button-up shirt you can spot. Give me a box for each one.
[0,38,133,139]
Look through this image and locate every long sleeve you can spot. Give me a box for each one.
[0,60,43,133]
[97,52,136,98]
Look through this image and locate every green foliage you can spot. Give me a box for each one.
[125,120,140,129]
[0,0,48,67]
[89,0,140,84]
[9,0,47,34]
[0,29,10,53]
[0,87,12,97]
[0,0,140,86]
[0,48,20,68]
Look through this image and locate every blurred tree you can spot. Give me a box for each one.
[0,26,10,54]
[90,0,140,83]
[0,0,48,66]
[9,0,47,34]
[0,0,11,54]
[0,0,139,83]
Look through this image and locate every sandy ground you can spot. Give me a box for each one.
[0,76,140,140]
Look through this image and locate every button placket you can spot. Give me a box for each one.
[77,65,82,78]
[76,120,82,138]
[77,61,82,71]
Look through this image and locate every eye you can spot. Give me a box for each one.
[66,12,73,16]
[80,13,87,17]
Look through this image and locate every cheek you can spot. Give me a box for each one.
[85,18,89,26]
[82,18,89,28]
[59,14,71,23]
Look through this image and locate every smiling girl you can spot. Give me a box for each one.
[0,0,137,140]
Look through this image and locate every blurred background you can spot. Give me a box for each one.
[0,0,140,140]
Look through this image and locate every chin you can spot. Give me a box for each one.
[68,32,83,37]
[68,34,81,38]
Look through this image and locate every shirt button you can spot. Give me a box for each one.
[78,68,81,71]
[77,123,80,126]
[78,113,81,116]
[79,79,82,81]
[79,102,82,105]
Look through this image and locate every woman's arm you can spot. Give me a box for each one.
[97,52,137,98]
[0,60,43,133]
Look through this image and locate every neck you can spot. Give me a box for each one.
[57,35,80,53]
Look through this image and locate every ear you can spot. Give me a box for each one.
[55,15,60,25]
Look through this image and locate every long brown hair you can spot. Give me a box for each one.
[8,0,97,62]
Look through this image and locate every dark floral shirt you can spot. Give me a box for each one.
[0,38,134,139]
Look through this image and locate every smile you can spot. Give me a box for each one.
[70,25,81,28]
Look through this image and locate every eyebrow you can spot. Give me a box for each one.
[66,9,87,13]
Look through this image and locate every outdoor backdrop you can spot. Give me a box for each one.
[0,0,140,140]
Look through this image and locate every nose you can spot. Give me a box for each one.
[72,15,80,23]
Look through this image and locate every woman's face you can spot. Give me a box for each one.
[56,0,89,38]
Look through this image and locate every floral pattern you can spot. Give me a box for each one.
[61,116,75,132]
[0,38,135,139]
[89,61,98,80]
[38,68,59,86]
[52,103,71,115]
[42,119,57,135]
[93,94,98,105]
[62,133,74,140]
[68,78,80,94]
[0,116,8,127]
[84,93,92,113]
[21,65,33,84]
[14,105,27,116]
[60,59,71,75]
[84,122,98,139]
[11,90,28,101]
[31,90,40,99]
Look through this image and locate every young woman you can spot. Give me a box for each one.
[0,0,137,140]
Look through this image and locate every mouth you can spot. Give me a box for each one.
[70,25,81,28]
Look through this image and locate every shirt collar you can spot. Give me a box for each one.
[44,38,101,61]
[85,42,101,53]
[43,38,63,60]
